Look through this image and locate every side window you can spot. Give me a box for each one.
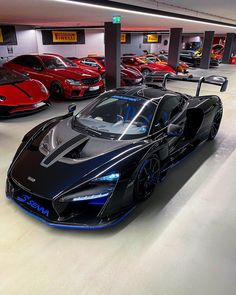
[13,56,28,67]
[26,56,43,70]
[13,56,42,70]
[153,95,185,130]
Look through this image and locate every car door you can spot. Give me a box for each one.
[24,56,53,87]
[151,93,188,161]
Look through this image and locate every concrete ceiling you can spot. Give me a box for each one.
[115,0,236,25]
[0,0,235,34]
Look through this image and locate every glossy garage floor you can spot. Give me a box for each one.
[1,65,236,295]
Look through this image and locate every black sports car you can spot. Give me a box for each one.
[179,50,219,67]
[6,74,228,229]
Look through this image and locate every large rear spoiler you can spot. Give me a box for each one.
[145,72,228,96]
[162,73,228,96]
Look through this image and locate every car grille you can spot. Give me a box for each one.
[81,77,100,85]
[83,89,102,98]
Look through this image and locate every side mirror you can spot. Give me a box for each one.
[68,103,76,114]
[167,124,183,137]
[220,80,228,92]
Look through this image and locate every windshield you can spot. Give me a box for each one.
[40,56,71,69]
[94,57,105,66]
[137,58,150,64]
[158,55,168,62]
[75,94,156,140]
[0,68,27,85]
[62,57,77,67]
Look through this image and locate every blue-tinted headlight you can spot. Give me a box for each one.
[94,173,120,182]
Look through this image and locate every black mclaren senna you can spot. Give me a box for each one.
[6,74,228,229]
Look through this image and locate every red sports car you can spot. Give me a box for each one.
[121,56,176,76]
[69,56,106,77]
[4,54,105,100]
[68,56,143,86]
[0,67,49,118]
[212,44,224,61]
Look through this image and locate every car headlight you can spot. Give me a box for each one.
[93,173,120,182]
[65,79,82,85]
[0,95,6,101]
[58,173,120,203]
[40,84,48,94]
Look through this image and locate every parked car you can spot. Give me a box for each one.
[121,56,175,76]
[68,56,143,86]
[144,54,189,73]
[180,50,219,67]
[4,54,105,100]
[68,56,106,77]
[212,44,224,61]
[6,74,227,228]
[0,67,49,118]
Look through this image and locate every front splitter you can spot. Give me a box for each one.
[10,199,135,230]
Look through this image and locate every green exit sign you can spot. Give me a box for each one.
[113,15,121,24]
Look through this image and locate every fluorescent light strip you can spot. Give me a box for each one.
[55,0,236,29]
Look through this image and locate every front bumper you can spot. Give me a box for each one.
[6,178,134,229]
[66,81,105,99]
[0,100,50,119]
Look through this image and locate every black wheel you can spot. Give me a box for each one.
[208,107,223,140]
[134,154,160,202]
[50,81,64,99]
[141,68,151,77]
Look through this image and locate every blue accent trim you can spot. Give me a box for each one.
[10,199,135,230]
[112,95,141,102]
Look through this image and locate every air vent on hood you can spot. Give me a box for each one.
[41,134,88,167]
[64,140,88,160]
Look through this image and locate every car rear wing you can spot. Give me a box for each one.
[162,73,228,96]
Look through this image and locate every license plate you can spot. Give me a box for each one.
[34,102,45,108]
[89,86,99,91]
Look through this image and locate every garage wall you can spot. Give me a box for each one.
[36,29,105,58]
[121,33,170,55]
[121,33,151,55]
[0,26,38,64]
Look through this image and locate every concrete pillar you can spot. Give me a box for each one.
[104,22,121,90]
[168,28,183,72]
[200,31,215,69]
[222,33,235,64]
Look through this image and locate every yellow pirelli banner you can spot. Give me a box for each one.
[120,33,126,43]
[0,29,3,43]
[52,31,77,43]
[147,34,158,43]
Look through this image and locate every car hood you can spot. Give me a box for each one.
[121,67,142,79]
[46,67,99,79]
[144,63,175,72]
[0,80,48,106]
[10,117,146,199]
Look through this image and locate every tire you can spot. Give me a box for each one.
[50,81,65,99]
[208,107,223,140]
[134,154,160,202]
[141,68,151,77]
